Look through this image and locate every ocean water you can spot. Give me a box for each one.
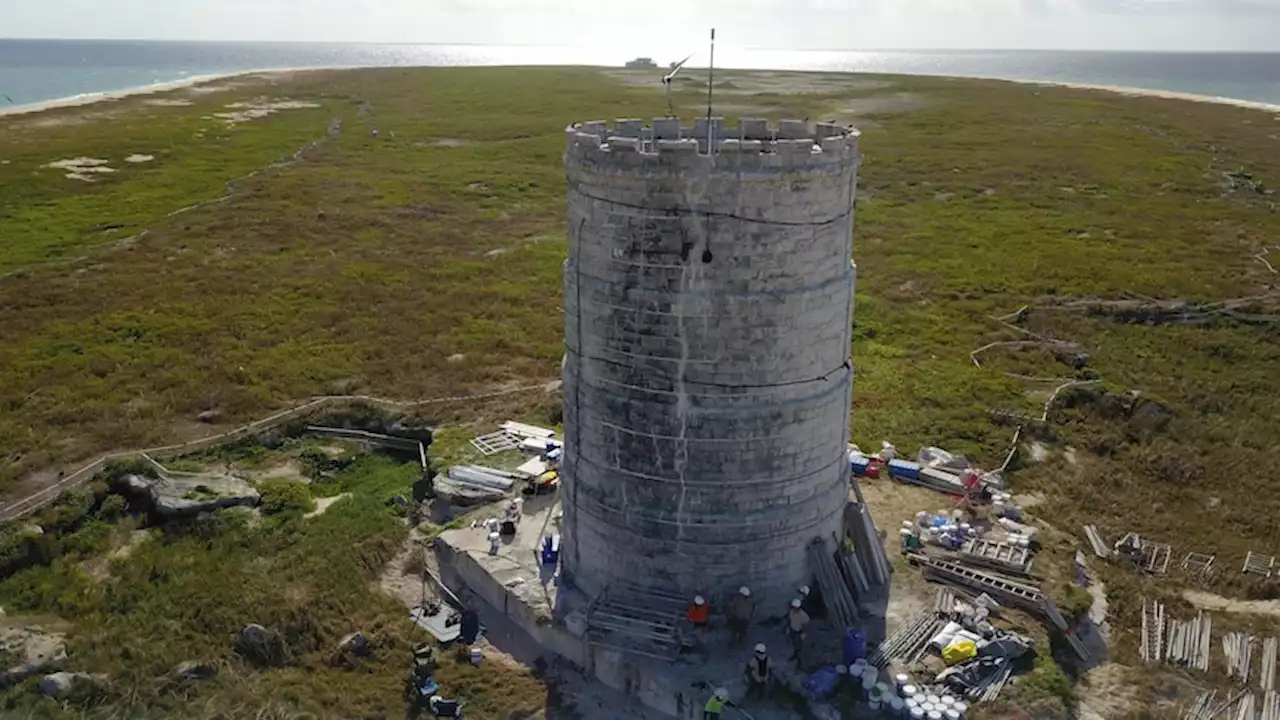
[2,39,1279,110]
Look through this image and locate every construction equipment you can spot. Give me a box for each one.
[913,554,1091,663]
[959,538,1034,576]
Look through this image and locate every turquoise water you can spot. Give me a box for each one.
[2,39,1279,109]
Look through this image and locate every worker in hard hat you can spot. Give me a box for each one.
[799,583,825,619]
[725,586,754,645]
[787,597,811,661]
[744,643,771,699]
[703,687,734,719]
[686,594,710,647]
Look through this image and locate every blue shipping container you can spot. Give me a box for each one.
[887,458,922,481]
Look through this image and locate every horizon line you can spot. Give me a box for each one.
[1,37,1278,55]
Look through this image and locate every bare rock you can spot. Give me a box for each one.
[237,624,270,652]
[337,631,370,657]
[235,624,284,665]
[38,671,100,697]
[1,626,67,685]
[172,660,217,681]
[113,473,259,517]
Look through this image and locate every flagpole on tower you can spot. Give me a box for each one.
[706,28,716,153]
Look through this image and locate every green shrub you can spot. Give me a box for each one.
[97,493,129,520]
[0,560,99,616]
[1054,583,1094,622]
[258,480,316,515]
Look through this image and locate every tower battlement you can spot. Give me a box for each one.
[565,117,860,171]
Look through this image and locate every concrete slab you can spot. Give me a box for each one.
[435,494,876,719]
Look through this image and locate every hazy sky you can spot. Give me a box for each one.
[2,0,1278,51]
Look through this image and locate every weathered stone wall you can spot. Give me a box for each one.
[561,118,860,611]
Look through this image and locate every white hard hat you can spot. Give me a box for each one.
[430,695,443,703]
[754,643,767,654]
[791,598,803,608]
[715,688,728,699]
[739,586,751,597]
[694,595,705,605]
[800,585,811,596]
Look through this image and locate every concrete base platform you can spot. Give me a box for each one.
[434,496,864,719]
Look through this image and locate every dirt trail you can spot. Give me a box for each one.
[1183,589,1280,618]
[305,492,351,518]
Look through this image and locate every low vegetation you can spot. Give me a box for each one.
[0,453,549,718]
[1,66,1278,717]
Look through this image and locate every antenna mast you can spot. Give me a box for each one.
[706,28,716,152]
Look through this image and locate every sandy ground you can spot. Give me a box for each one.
[1076,663,1146,720]
[1182,589,1280,618]
[0,69,316,119]
[305,492,352,518]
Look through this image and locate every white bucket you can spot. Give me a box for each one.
[928,712,943,720]
[862,667,879,690]
[895,673,909,689]
[910,708,925,719]
[469,647,483,665]
[953,701,968,716]
[944,710,961,720]
[870,696,882,711]
[939,696,955,707]
[926,694,940,705]
[902,684,918,698]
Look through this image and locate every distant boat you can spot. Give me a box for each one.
[625,57,658,69]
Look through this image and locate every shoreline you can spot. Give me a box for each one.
[1013,78,1280,113]
[2,65,1278,120]
[0,66,339,118]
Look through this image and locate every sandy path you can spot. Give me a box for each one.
[1182,589,1280,618]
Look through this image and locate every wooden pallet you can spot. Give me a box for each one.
[1182,552,1216,577]
[1117,532,1172,574]
[1145,542,1173,575]
[1244,551,1277,579]
[960,538,1034,576]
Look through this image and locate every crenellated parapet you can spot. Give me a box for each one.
[564,117,860,173]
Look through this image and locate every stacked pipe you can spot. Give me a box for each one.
[838,541,870,596]
[1186,690,1252,720]
[869,610,942,668]
[1184,690,1216,720]
[1262,637,1277,692]
[807,537,860,629]
[1083,524,1111,558]
[1235,694,1256,720]
[1142,599,1166,663]
[1262,691,1280,720]
[934,587,957,616]
[847,485,892,588]
[1165,611,1212,672]
[1225,632,1255,684]
[976,662,1014,703]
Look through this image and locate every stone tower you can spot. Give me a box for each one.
[560,117,860,610]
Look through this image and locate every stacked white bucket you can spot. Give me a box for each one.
[851,662,967,718]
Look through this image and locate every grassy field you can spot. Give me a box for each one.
[2,66,1279,718]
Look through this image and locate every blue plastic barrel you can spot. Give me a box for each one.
[843,627,868,665]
